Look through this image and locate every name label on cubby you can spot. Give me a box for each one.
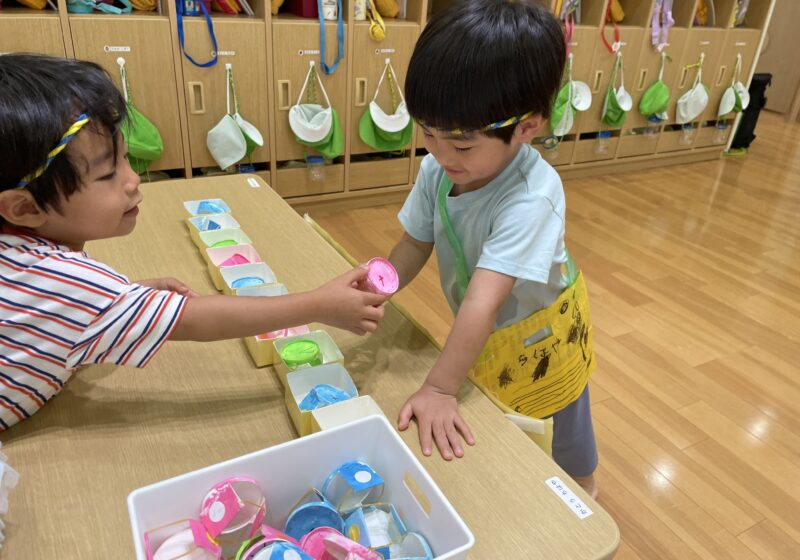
[103,46,131,53]
[375,48,396,54]
[298,49,320,56]
[700,41,711,46]
[735,42,748,47]
[212,50,236,57]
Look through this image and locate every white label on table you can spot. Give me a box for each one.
[247,178,260,188]
[545,476,593,519]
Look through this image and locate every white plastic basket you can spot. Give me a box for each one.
[128,415,474,559]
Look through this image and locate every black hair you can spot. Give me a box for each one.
[405,0,566,143]
[0,53,127,216]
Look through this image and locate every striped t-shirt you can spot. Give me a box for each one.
[0,231,187,431]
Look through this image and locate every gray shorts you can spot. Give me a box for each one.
[551,384,598,477]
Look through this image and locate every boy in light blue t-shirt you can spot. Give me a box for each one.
[386,0,599,497]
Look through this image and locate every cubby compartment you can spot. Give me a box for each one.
[349,157,411,190]
[573,130,620,163]
[694,119,734,147]
[274,162,345,198]
[657,122,699,152]
[533,135,576,166]
[616,127,660,157]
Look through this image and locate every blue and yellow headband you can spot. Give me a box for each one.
[16,113,91,189]
[420,111,534,136]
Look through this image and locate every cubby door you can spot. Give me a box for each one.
[350,22,419,155]
[672,27,726,123]
[708,28,763,118]
[70,16,184,171]
[272,20,348,162]
[0,15,65,56]
[627,27,689,129]
[181,19,269,168]
[578,27,646,133]
[563,25,601,135]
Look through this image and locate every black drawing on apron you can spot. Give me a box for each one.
[531,348,551,381]
[498,366,514,388]
[567,302,583,345]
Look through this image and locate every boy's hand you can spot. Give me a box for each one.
[398,383,476,460]
[313,267,387,335]
[137,277,199,297]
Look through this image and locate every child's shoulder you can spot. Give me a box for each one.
[500,145,564,208]
[1,232,130,290]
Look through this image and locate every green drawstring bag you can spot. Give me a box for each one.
[289,61,344,160]
[601,52,631,128]
[118,57,163,174]
[718,53,750,118]
[550,81,574,136]
[639,52,671,119]
[358,59,413,151]
[549,53,592,137]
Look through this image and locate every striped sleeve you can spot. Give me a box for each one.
[68,284,187,369]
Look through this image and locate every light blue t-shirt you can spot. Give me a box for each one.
[398,144,568,329]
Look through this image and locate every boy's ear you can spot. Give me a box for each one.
[515,115,547,143]
[0,189,49,229]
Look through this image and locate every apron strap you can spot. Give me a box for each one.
[436,174,579,306]
[436,174,471,304]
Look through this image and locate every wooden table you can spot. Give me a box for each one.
[1,176,619,558]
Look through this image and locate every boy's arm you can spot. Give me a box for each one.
[398,268,516,459]
[388,232,434,290]
[170,267,386,341]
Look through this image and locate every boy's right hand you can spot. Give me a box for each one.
[313,266,387,335]
[398,383,476,460]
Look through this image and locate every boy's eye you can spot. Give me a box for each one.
[98,170,117,181]
[455,146,472,153]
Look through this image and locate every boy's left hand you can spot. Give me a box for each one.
[398,383,476,460]
[137,277,199,297]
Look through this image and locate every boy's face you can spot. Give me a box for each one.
[421,125,529,193]
[35,128,142,250]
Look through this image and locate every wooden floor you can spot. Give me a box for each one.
[314,111,800,560]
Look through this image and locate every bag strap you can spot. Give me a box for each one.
[317,0,345,75]
[600,1,621,54]
[117,56,133,104]
[651,0,675,50]
[177,0,218,68]
[609,51,624,91]
[731,52,742,86]
[295,60,332,108]
[372,58,403,111]
[685,52,705,89]
[226,63,233,115]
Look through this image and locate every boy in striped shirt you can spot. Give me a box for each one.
[0,55,386,431]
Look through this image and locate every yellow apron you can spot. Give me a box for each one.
[469,271,595,419]
[438,174,595,421]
